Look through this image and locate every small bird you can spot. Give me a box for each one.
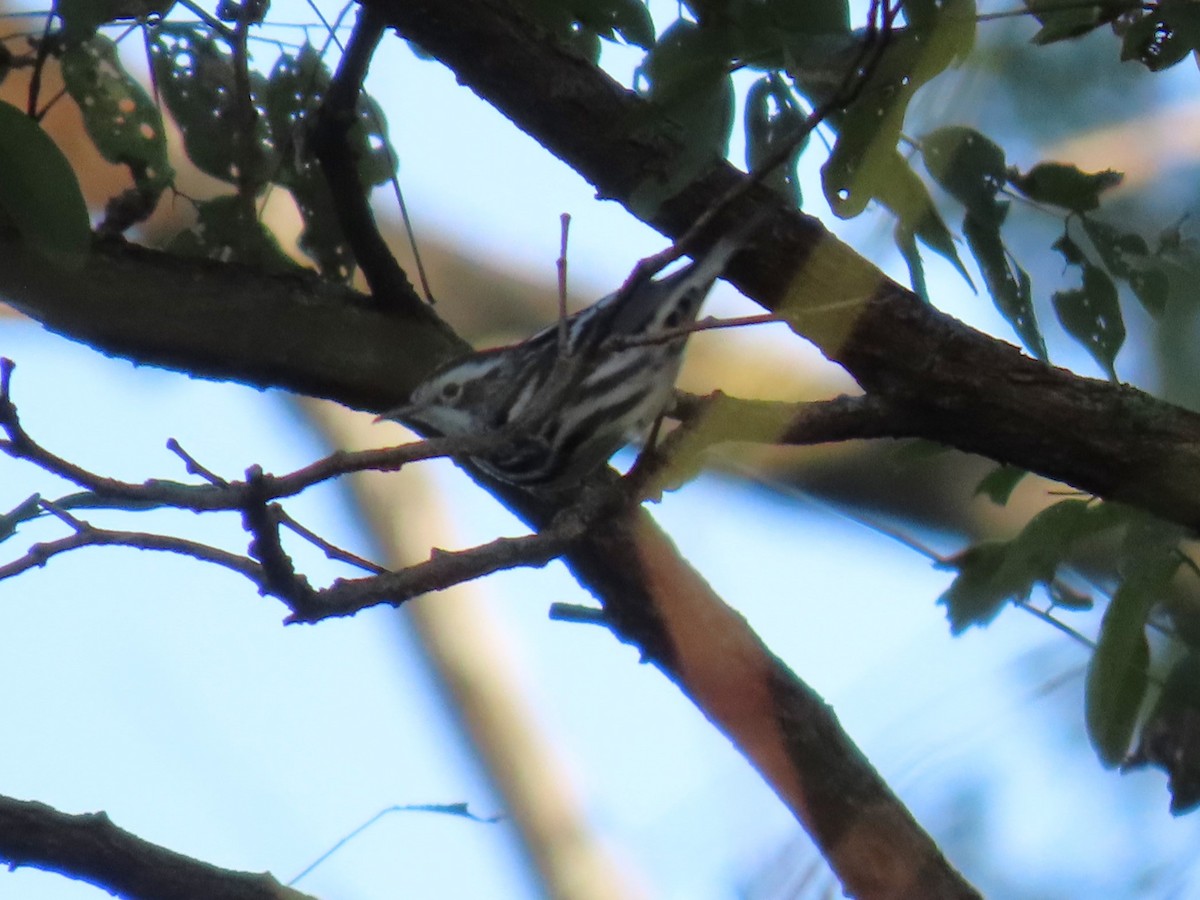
[382,219,760,490]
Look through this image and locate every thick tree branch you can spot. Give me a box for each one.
[0,793,314,900]
[370,0,1200,533]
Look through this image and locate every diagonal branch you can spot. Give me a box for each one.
[370,0,1200,533]
[0,793,316,900]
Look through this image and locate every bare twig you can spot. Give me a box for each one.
[291,522,584,622]
[605,312,780,350]
[0,501,267,586]
[0,361,501,511]
[556,212,571,355]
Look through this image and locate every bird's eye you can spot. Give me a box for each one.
[441,381,462,401]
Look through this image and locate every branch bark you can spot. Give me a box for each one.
[0,794,314,900]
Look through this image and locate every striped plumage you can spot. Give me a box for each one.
[386,224,755,488]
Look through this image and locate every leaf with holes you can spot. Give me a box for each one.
[1083,216,1168,316]
[821,0,975,217]
[921,126,1007,226]
[168,195,298,273]
[62,35,173,222]
[149,23,275,186]
[1121,0,1200,71]
[1052,264,1124,381]
[963,214,1045,359]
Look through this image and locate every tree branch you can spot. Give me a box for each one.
[370,0,1200,534]
[0,793,316,900]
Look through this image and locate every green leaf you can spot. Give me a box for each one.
[1085,533,1179,768]
[920,125,1007,226]
[938,542,1013,632]
[744,75,805,206]
[1051,232,1087,266]
[574,0,655,49]
[1121,0,1200,71]
[963,214,1046,359]
[61,35,173,227]
[262,45,396,279]
[821,0,975,217]
[938,499,1123,632]
[975,464,1028,506]
[877,150,973,289]
[167,194,298,273]
[894,225,930,302]
[1009,162,1122,213]
[522,0,602,61]
[0,100,90,267]
[1052,264,1124,381]
[1046,580,1093,611]
[1082,217,1168,316]
[149,23,275,186]
[1023,0,1113,44]
[1086,581,1151,767]
[629,19,734,215]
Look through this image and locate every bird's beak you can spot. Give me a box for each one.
[374,403,415,424]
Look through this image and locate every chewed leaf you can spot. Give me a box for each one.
[963,214,1045,359]
[1052,264,1124,381]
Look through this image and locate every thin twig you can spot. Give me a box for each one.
[556,212,571,356]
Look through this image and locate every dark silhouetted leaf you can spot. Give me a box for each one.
[1024,0,1117,44]
[54,0,175,44]
[963,214,1046,359]
[1010,162,1122,212]
[1121,0,1200,71]
[575,0,656,49]
[1083,216,1169,316]
[630,19,733,215]
[1125,652,1200,814]
[921,126,1007,226]
[1086,578,1152,768]
[1052,263,1124,381]
[744,75,805,206]
[938,500,1124,632]
[167,195,298,273]
[149,23,275,186]
[0,100,90,267]
[975,464,1028,505]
